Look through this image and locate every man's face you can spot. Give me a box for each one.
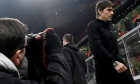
[11,37,27,67]
[98,7,114,22]
[18,47,26,66]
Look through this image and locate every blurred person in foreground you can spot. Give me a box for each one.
[0,17,72,84]
[87,0,135,84]
[0,18,38,84]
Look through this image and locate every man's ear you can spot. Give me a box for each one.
[63,40,67,46]
[11,50,21,66]
[98,9,101,15]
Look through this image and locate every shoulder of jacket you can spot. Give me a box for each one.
[88,21,99,29]
[62,47,71,52]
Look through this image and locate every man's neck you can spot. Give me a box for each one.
[98,17,107,22]
[63,42,68,46]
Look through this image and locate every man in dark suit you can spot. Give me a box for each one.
[87,0,135,84]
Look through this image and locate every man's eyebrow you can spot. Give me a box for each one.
[107,8,113,11]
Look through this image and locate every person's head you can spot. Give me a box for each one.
[62,34,74,46]
[128,45,131,50]
[0,18,28,67]
[95,0,114,22]
[126,17,129,19]
[120,48,124,54]
[137,14,140,19]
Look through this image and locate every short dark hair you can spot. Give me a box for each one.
[0,18,28,58]
[95,0,113,17]
[63,34,74,43]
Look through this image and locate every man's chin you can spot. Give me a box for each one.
[107,19,112,22]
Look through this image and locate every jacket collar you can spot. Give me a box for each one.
[0,53,20,78]
[64,43,79,51]
[96,19,110,26]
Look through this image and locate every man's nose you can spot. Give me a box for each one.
[111,11,114,15]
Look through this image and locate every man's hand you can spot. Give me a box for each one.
[115,62,128,73]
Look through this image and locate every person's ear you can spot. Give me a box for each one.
[98,9,101,15]
[11,50,21,66]
[63,40,67,46]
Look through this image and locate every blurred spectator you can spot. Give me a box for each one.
[0,18,38,84]
[120,48,126,59]
[128,45,136,57]
[124,17,132,32]
[119,48,129,66]
[128,45,140,76]
[135,14,140,26]
[117,23,124,37]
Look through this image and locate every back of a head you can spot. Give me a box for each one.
[0,18,28,58]
[63,34,74,44]
[95,0,113,18]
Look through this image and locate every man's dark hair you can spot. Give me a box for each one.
[0,18,28,58]
[63,34,74,43]
[95,0,113,17]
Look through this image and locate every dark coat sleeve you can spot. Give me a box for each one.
[45,52,72,84]
[87,22,116,64]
